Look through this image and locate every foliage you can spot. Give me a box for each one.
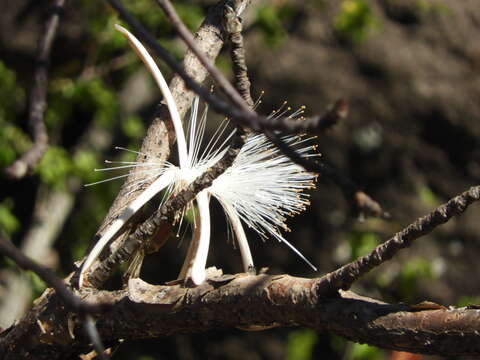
[254,3,300,46]
[0,62,28,168]
[0,199,20,235]
[348,230,380,260]
[349,343,385,360]
[399,257,432,301]
[286,329,318,360]
[334,0,379,43]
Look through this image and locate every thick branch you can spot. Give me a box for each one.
[2,274,480,359]
[4,0,66,179]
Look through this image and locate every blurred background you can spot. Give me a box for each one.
[0,0,479,359]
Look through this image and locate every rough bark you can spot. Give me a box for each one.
[1,274,480,359]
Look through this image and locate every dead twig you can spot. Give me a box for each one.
[316,185,480,294]
[106,0,352,136]
[155,0,251,113]
[0,234,109,314]
[5,0,66,179]
[223,3,254,108]
[109,0,386,220]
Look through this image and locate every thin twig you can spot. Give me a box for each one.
[155,0,251,113]
[5,0,66,179]
[223,4,254,108]
[264,129,388,219]
[83,315,109,360]
[107,0,386,219]
[316,185,480,294]
[105,0,355,136]
[0,234,109,314]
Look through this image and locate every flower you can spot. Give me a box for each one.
[78,25,318,287]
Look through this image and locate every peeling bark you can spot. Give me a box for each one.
[1,274,480,359]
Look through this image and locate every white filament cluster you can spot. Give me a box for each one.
[78,25,318,287]
[210,132,318,269]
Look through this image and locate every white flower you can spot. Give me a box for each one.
[78,25,318,287]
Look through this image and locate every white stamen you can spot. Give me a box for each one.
[80,25,319,288]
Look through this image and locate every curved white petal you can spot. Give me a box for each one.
[189,191,211,285]
[115,24,188,169]
[220,200,254,272]
[79,170,175,287]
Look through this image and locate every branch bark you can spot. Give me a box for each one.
[2,274,480,359]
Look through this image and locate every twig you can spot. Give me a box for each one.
[0,234,109,314]
[4,0,66,179]
[83,315,109,360]
[316,185,480,294]
[223,4,254,108]
[107,0,386,220]
[105,0,356,136]
[264,129,387,219]
[155,0,251,113]
[315,98,348,131]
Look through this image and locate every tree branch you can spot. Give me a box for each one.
[317,185,480,294]
[155,0,251,113]
[109,0,386,220]
[3,185,479,357]
[104,0,360,137]
[4,0,66,179]
[0,234,108,315]
[2,274,480,359]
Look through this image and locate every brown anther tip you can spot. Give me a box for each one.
[334,98,348,119]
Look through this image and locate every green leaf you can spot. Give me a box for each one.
[26,271,48,299]
[36,147,73,188]
[72,150,102,183]
[335,0,379,43]
[349,343,384,360]
[348,231,380,260]
[286,329,318,360]
[255,4,297,46]
[399,257,432,300]
[122,115,145,139]
[0,199,20,235]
